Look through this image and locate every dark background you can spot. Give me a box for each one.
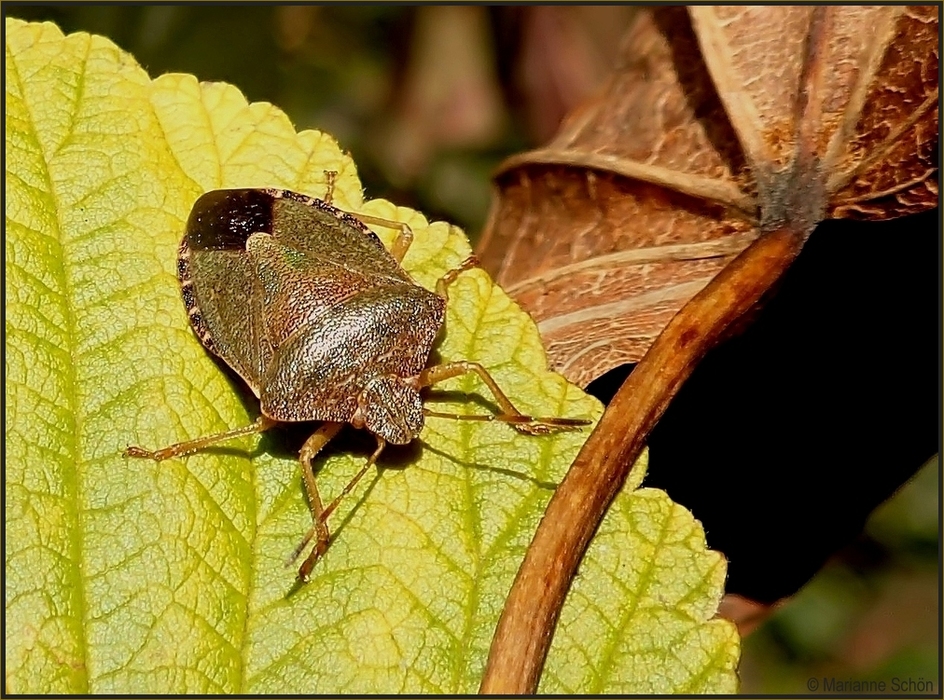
[8,6,939,692]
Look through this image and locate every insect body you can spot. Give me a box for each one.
[126,185,587,580]
[180,188,443,444]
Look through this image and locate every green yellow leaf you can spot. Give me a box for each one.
[5,18,739,693]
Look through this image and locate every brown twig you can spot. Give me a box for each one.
[479,223,810,694]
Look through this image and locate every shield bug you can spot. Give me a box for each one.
[125,182,589,581]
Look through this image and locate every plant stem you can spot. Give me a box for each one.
[480,224,809,694]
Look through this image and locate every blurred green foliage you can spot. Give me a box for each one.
[10,5,513,235]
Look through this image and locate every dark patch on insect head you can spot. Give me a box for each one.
[178,190,278,362]
[184,189,276,251]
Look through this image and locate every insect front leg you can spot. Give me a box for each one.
[295,434,387,582]
[124,416,277,461]
[290,422,344,580]
[414,362,589,435]
[422,259,590,433]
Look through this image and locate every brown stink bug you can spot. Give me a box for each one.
[125,181,589,581]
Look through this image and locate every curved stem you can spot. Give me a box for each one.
[479,224,809,694]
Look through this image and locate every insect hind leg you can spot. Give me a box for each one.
[346,212,414,263]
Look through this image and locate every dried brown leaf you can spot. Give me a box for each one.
[477,6,939,387]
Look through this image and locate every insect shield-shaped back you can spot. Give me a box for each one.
[178,188,446,444]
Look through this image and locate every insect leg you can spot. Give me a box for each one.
[435,256,479,300]
[413,362,589,435]
[345,212,414,263]
[296,436,387,582]
[322,170,338,204]
[123,416,277,461]
[319,173,416,262]
[290,422,344,579]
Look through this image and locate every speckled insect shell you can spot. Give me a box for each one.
[177,189,446,430]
